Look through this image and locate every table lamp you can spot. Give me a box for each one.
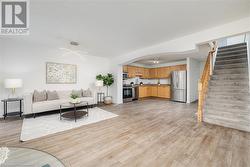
[95,80,103,92]
[4,79,23,99]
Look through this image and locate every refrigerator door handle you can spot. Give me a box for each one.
[176,73,179,88]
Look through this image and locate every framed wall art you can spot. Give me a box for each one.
[46,62,77,84]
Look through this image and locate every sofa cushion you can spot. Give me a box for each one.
[82,89,92,97]
[72,89,83,98]
[33,99,68,113]
[47,90,59,101]
[78,97,95,105]
[33,90,47,103]
[57,90,71,99]
[32,97,95,113]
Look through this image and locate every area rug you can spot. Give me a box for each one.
[20,107,118,141]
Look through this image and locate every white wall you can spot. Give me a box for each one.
[199,61,206,77]
[0,42,5,117]
[246,33,250,91]
[110,65,123,104]
[115,17,250,65]
[227,34,246,45]
[187,58,201,103]
[0,38,111,117]
[218,33,248,47]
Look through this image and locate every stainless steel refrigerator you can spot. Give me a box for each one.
[171,70,187,102]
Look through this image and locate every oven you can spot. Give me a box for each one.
[123,86,135,102]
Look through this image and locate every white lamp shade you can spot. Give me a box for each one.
[95,80,103,87]
[4,79,23,88]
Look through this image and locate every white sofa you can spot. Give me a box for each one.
[23,90,96,116]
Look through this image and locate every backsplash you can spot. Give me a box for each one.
[123,77,170,85]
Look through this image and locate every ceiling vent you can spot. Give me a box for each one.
[70,41,79,46]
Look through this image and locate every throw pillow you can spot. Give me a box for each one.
[33,90,47,102]
[72,89,82,98]
[82,89,92,97]
[47,90,59,101]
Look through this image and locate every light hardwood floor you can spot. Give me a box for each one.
[1,99,250,167]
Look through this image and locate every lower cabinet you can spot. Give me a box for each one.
[157,86,171,98]
[151,86,158,96]
[139,86,147,98]
[139,85,170,99]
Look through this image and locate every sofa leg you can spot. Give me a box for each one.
[33,113,36,118]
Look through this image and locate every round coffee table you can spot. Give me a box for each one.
[60,101,89,122]
[0,147,65,166]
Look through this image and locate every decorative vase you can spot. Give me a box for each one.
[104,96,112,104]
[70,98,78,104]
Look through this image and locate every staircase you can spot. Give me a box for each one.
[203,43,250,132]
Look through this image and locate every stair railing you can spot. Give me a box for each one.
[197,43,217,122]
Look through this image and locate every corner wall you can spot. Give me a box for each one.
[0,46,4,116]
[0,38,111,117]
[187,57,201,103]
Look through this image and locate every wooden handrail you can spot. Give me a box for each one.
[197,49,216,122]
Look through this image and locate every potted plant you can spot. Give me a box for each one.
[96,73,114,104]
[70,93,80,103]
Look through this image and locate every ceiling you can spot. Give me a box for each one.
[133,43,210,65]
[2,0,250,58]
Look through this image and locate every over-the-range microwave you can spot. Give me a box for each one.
[123,73,128,80]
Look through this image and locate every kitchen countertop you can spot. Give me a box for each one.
[137,84,171,86]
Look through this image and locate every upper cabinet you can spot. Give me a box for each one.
[123,64,186,79]
[149,68,158,79]
[123,65,128,73]
[157,67,170,78]
[136,67,144,77]
[127,66,144,78]
[169,64,186,71]
[143,68,150,79]
[127,66,135,78]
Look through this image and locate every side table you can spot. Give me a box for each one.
[97,92,105,104]
[1,98,23,119]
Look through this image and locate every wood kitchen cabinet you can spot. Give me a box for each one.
[157,67,169,78]
[147,86,152,96]
[157,86,171,98]
[151,86,158,96]
[156,68,162,78]
[123,65,128,73]
[136,67,144,77]
[127,66,145,78]
[139,85,170,99]
[157,67,174,78]
[127,66,136,78]
[139,86,147,98]
[143,68,150,78]
[170,64,186,72]
[165,67,171,78]
[149,68,158,79]
[123,64,186,79]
